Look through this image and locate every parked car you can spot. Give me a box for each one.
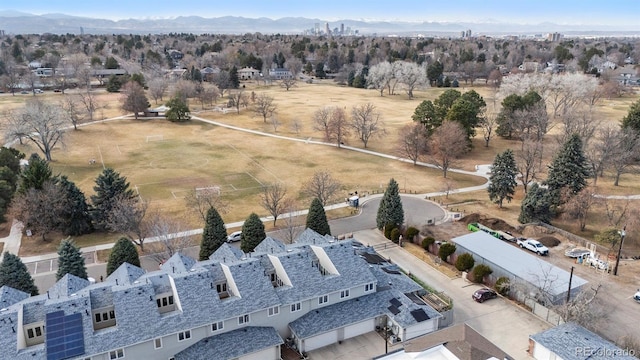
[472,288,497,303]
[226,231,242,243]
[634,289,640,303]
[517,238,549,256]
[34,89,44,94]
[565,247,591,258]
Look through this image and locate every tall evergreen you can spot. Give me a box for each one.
[488,149,518,208]
[56,239,88,281]
[306,198,331,236]
[19,153,52,194]
[90,168,136,231]
[107,237,141,275]
[621,99,640,132]
[518,183,552,224]
[240,213,265,253]
[199,207,227,260]
[58,176,93,236]
[545,134,590,207]
[0,252,38,295]
[229,66,240,88]
[376,178,404,230]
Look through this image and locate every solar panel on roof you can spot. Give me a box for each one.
[45,311,85,360]
[389,298,402,308]
[388,305,401,315]
[410,309,430,322]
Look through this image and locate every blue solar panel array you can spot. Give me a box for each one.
[45,310,85,360]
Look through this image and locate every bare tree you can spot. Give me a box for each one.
[280,202,303,244]
[280,78,297,91]
[172,79,197,102]
[77,90,99,121]
[561,187,598,231]
[302,170,343,206]
[480,113,496,147]
[396,123,427,165]
[285,58,303,78]
[511,101,550,143]
[270,116,280,132]
[120,82,149,119]
[10,181,65,241]
[61,95,83,130]
[516,138,544,193]
[586,126,617,185]
[106,194,149,250]
[253,94,277,122]
[559,109,601,147]
[428,121,468,178]
[328,107,350,148]
[290,118,303,135]
[184,187,229,223]
[5,98,67,161]
[147,77,168,104]
[553,284,608,331]
[228,90,245,114]
[195,83,220,108]
[603,197,630,228]
[350,103,385,148]
[313,107,332,141]
[608,127,640,186]
[143,211,195,264]
[260,183,290,226]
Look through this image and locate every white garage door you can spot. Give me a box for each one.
[532,343,553,360]
[304,331,338,352]
[344,319,375,339]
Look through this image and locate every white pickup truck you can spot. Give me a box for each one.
[517,238,549,256]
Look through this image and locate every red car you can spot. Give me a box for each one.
[472,288,497,303]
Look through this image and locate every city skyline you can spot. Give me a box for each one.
[0,0,637,27]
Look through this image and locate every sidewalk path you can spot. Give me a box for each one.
[0,219,23,258]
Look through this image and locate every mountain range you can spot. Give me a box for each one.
[0,11,638,36]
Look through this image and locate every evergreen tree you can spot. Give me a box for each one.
[229,66,240,89]
[58,176,93,236]
[199,207,227,260]
[621,99,640,133]
[376,178,404,230]
[306,198,331,236]
[518,183,552,224]
[19,153,52,194]
[106,237,140,275]
[240,213,265,253]
[488,149,518,208]
[0,252,38,295]
[90,168,136,231]
[166,97,191,122]
[0,147,23,222]
[545,134,590,207]
[56,239,88,281]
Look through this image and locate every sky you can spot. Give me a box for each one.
[1,0,637,26]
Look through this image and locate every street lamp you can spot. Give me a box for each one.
[613,226,626,276]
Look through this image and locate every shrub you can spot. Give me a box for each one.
[422,237,435,250]
[455,253,475,272]
[470,264,493,283]
[391,228,400,243]
[406,227,419,242]
[438,243,457,262]
[495,276,510,296]
[384,222,397,240]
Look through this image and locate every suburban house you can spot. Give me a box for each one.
[0,229,444,360]
[238,67,260,80]
[452,231,587,304]
[529,323,636,360]
[269,68,294,80]
[32,67,54,77]
[201,66,220,81]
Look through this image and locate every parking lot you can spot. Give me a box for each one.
[26,252,95,275]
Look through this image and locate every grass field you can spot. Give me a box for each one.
[4,80,640,254]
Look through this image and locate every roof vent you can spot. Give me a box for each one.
[133,281,140,284]
[287,249,293,253]
[190,269,196,272]
[70,293,77,297]
[0,308,7,312]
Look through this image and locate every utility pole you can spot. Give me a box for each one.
[614,226,626,276]
[566,266,574,303]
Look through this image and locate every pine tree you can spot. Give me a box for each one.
[56,239,88,281]
[306,198,331,236]
[621,99,640,132]
[229,66,240,89]
[19,153,52,194]
[199,207,227,260]
[488,149,518,208]
[376,178,404,230]
[91,168,136,231]
[107,237,141,275]
[0,252,38,295]
[58,176,93,236]
[240,213,265,253]
[545,134,590,207]
[518,183,552,224]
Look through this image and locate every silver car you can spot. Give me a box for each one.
[227,231,242,243]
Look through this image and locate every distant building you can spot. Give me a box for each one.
[238,67,260,80]
[340,23,344,35]
[547,32,563,41]
[325,22,331,36]
[268,68,293,80]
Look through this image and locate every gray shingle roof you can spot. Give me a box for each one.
[530,323,637,360]
[254,236,286,254]
[454,232,587,297]
[174,326,283,360]
[161,253,196,274]
[209,243,244,263]
[47,274,90,299]
[106,262,145,285]
[0,286,29,308]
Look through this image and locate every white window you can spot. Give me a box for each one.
[290,302,301,312]
[177,330,191,342]
[26,326,43,339]
[95,310,116,323]
[109,349,125,359]
[318,295,328,304]
[341,289,350,298]
[154,338,162,349]
[156,295,174,308]
[238,314,250,325]
[268,306,279,317]
[365,283,375,292]
[212,321,224,332]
